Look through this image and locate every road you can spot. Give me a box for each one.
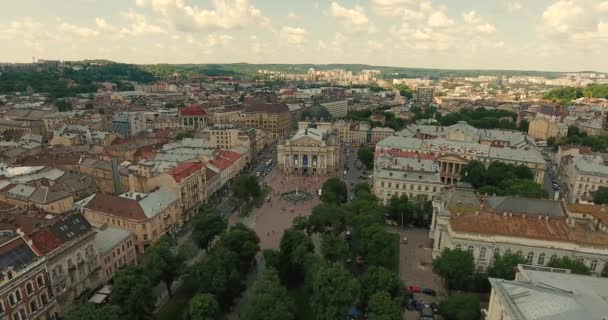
[341,145,370,198]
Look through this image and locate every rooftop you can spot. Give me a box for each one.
[179,105,207,116]
[94,226,133,255]
[167,161,203,183]
[244,102,290,113]
[30,214,92,255]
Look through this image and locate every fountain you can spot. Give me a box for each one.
[282,187,312,203]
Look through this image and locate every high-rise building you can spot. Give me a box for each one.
[416,86,435,107]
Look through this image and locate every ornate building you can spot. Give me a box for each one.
[277,127,340,175]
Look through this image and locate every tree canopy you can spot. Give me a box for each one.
[320,177,348,205]
[367,291,402,320]
[142,236,185,298]
[486,253,526,280]
[243,269,295,320]
[461,160,546,198]
[320,233,349,263]
[432,248,475,290]
[110,266,156,320]
[64,303,120,320]
[357,146,374,169]
[439,293,481,320]
[189,294,220,320]
[192,207,227,252]
[594,187,608,205]
[310,262,360,320]
[360,266,404,305]
[547,256,591,275]
[438,107,517,129]
[278,228,315,287]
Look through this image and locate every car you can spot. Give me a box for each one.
[420,304,434,319]
[345,230,352,240]
[356,255,365,265]
[429,302,439,313]
[385,219,398,226]
[408,285,422,293]
[421,288,437,296]
[410,299,423,311]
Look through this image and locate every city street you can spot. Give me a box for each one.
[341,144,370,198]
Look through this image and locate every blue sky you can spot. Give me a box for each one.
[1,0,607,71]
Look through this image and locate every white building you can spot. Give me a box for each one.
[563,154,608,203]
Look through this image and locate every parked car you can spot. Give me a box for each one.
[422,288,437,296]
[410,299,423,311]
[408,285,422,293]
[420,303,434,319]
[429,302,439,313]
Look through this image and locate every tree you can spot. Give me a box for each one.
[359,225,398,269]
[192,207,227,252]
[321,233,349,263]
[486,253,526,280]
[190,294,220,320]
[360,266,404,305]
[64,303,120,320]
[310,262,360,320]
[432,248,475,290]
[320,177,348,205]
[279,229,315,287]
[243,269,295,320]
[367,291,401,320]
[354,183,371,196]
[386,194,410,224]
[232,174,262,214]
[547,256,591,275]
[439,293,481,320]
[357,146,374,169]
[307,203,347,234]
[518,119,529,132]
[110,266,156,320]
[84,102,94,109]
[263,249,280,270]
[56,99,73,112]
[594,187,608,204]
[142,236,184,298]
[191,247,245,308]
[220,223,260,272]
[461,160,487,188]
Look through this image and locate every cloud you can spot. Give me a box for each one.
[287,12,299,20]
[600,1,608,11]
[367,40,384,50]
[506,1,522,13]
[281,26,307,45]
[58,22,100,37]
[427,11,454,28]
[462,11,496,34]
[186,33,233,52]
[136,0,270,32]
[540,0,607,47]
[542,0,584,33]
[330,2,374,33]
[119,10,166,36]
[95,18,118,32]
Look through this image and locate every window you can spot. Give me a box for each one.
[591,260,598,272]
[550,254,557,262]
[505,249,512,254]
[480,247,487,259]
[493,248,500,258]
[477,266,484,273]
[26,282,34,295]
[527,252,534,264]
[29,299,37,313]
[0,301,3,315]
[36,275,44,288]
[15,289,22,302]
[538,253,545,265]
[516,250,523,257]
[8,293,16,307]
[455,244,462,250]
[467,246,474,254]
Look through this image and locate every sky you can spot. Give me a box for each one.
[0,0,607,72]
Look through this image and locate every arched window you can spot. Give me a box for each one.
[550,254,557,262]
[538,253,545,265]
[591,260,598,272]
[25,282,34,295]
[480,247,487,259]
[467,246,474,254]
[526,252,534,264]
[493,248,500,258]
[505,249,512,254]
[516,250,523,257]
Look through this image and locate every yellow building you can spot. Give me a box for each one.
[234,103,292,139]
[94,226,138,284]
[277,127,341,175]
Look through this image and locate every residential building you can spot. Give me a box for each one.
[277,127,341,175]
[234,103,291,139]
[416,87,435,107]
[29,215,99,313]
[111,112,145,138]
[373,153,443,204]
[430,185,608,274]
[0,235,58,320]
[83,188,180,253]
[319,99,348,118]
[93,226,137,284]
[488,264,608,320]
[563,154,608,203]
[200,125,255,151]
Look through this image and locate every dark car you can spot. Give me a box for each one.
[411,299,423,311]
[422,288,437,296]
[430,302,439,313]
[420,303,434,319]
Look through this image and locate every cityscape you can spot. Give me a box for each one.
[1,1,608,320]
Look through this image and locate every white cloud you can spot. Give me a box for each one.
[462,11,496,34]
[287,12,299,20]
[119,10,166,36]
[542,0,584,33]
[540,0,607,47]
[427,11,454,28]
[95,18,118,32]
[598,1,608,11]
[58,22,100,37]
[367,40,384,50]
[136,0,270,32]
[281,26,307,45]
[330,2,374,33]
[506,1,522,13]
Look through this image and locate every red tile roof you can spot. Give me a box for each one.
[244,102,289,114]
[85,193,147,221]
[205,168,217,179]
[209,157,233,171]
[180,105,207,116]
[29,229,64,255]
[219,150,241,162]
[168,161,203,182]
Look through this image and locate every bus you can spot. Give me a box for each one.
[265,159,273,167]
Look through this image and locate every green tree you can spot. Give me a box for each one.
[143,236,184,298]
[439,293,481,320]
[321,233,349,263]
[357,146,374,169]
[486,253,526,280]
[192,207,227,252]
[56,99,73,112]
[547,256,591,275]
[307,203,347,234]
[354,182,371,196]
[359,225,398,269]
[518,119,529,132]
[263,249,280,270]
[189,293,220,320]
[320,177,348,205]
[461,160,487,188]
[360,266,404,305]
[310,262,360,320]
[110,266,156,320]
[367,291,401,320]
[64,303,120,320]
[432,248,475,290]
[220,223,260,272]
[395,84,413,99]
[386,194,410,224]
[191,247,245,308]
[243,269,295,320]
[232,174,262,214]
[279,229,315,287]
[594,187,608,204]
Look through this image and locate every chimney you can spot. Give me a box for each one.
[136,194,141,201]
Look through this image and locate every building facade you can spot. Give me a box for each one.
[94,226,137,284]
[563,154,608,203]
[277,127,340,175]
[234,103,291,139]
[111,112,145,138]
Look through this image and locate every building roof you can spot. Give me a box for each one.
[244,102,289,113]
[572,154,608,176]
[29,186,72,204]
[30,214,92,255]
[179,105,207,116]
[219,150,242,162]
[0,236,37,272]
[567,203,608,226]
[485,196,565,217]
[167,161,203,183]
[489,267,608,320]
[86,188,176,221]
[94,226,133,255]
[209,157,233,171]
[449,213,608,247]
